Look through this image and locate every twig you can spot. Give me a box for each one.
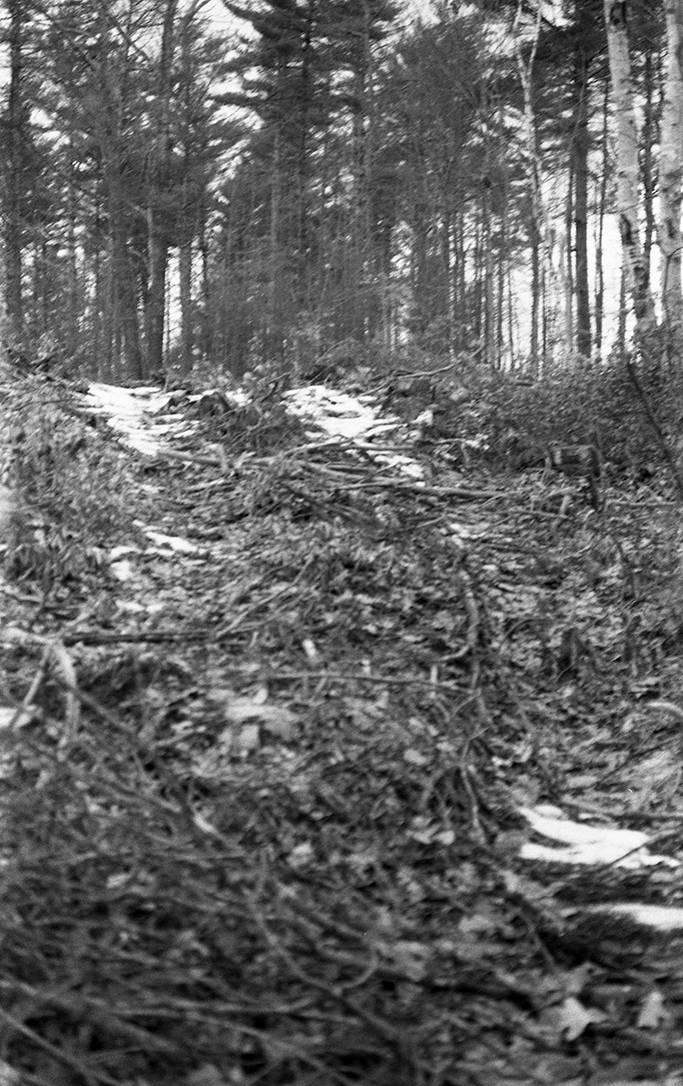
[255,667,475,696]
[2,631,79,737]
[0,1005,117,1086]
[59,629,213,646]
[392,362,456,379]
[449,571,480,660]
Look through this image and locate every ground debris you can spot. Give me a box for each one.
[1,379,683,1084]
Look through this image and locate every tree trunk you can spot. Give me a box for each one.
[481,187,494,365]
[267,119,283,363]
[146,218,168,374]
[507,265,516,367]
[452,211,465,352]
[565,164,574,349]
[111,208,143,379]
[496,244,505,369]
[297,1,314,282]
[349,0,374,344]
[66,134,80,358]
[97,3,143,380]
[515,3,548,375]
[572,44,591,358]
[145,0,178,374]
[658,0,683,351]
[617,264,627,358]
[603,0,657,340]
[641,43,657,272]
[5,0,24,348]
[179,236,193,373]
[594,78,609,358]
[529,223,540,377]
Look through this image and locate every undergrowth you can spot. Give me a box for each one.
[4,376,149,587]
[1,370,683,1084]
[464,358,682,481]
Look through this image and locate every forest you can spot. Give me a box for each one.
[2,2,683,1086]
[2,0,677,381]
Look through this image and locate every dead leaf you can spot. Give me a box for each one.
[226,697,296,739]
[384,940,430,981]
[403,748,428,767]
[260,711,295,740]
[0,1058,21,1086]
[302,637,319,662]
[186,1064,227,1086]
[0,708,14,731]
[560,963,593,997]
[206,685,236,705]
[543,996,607,1041]
[237,724,260,754]
[637,988,668,1029]
[288,841,314,869]
[435,829,455,845]
[458,912,496,935]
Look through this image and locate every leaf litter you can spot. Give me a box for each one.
[0,372,682,1084]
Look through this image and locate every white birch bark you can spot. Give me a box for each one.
[603,1,657,338]
[659,0,683,343]
[514,1,559,373]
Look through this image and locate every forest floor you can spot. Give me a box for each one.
[1,369,683,1086]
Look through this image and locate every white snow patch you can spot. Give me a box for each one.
[83,383,197,456]
[285,384,424,478]
[520,805,678,870]
[580,904,683,930]
[110,558,135,582]
[110,544,140,561]
[286,385,398,440]
[143,529,202,555]
[83,381,425,478]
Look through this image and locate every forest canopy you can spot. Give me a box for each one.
[0,0,680,381]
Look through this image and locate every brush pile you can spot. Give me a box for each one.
[1,373,683,1086]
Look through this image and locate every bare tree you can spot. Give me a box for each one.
[658,0,683,352]
[603,0,657,341]
[4,0,26,348]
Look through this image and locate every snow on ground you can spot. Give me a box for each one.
[83,383,195,455]
[142,528,204,555]
[81,380,683,922]
[285,384,424,478]
[284,385,399,441]
[85,380,426,476]
[520,804,678,869]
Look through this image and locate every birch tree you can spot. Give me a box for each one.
[603,0,657,340]
[658,0,683,351]
[514,1,545,374]
[4,0,26,348]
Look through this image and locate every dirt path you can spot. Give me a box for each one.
[1,376,683,1086]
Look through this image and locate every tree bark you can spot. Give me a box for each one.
[515,2,550,373]
[603,0,657,340]
[98,2,143,379]
[111,205,143,379]
[641,43,657,272]
[564,167,574,349]
[146,221,168,375]
[594,77,609,358]
[5,0,25,347]
[179,235,193,372]
[145,0,179,374]
[658,0,683,350]
[572,43,591,358]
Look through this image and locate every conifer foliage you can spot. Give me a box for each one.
[0,0,680,376]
